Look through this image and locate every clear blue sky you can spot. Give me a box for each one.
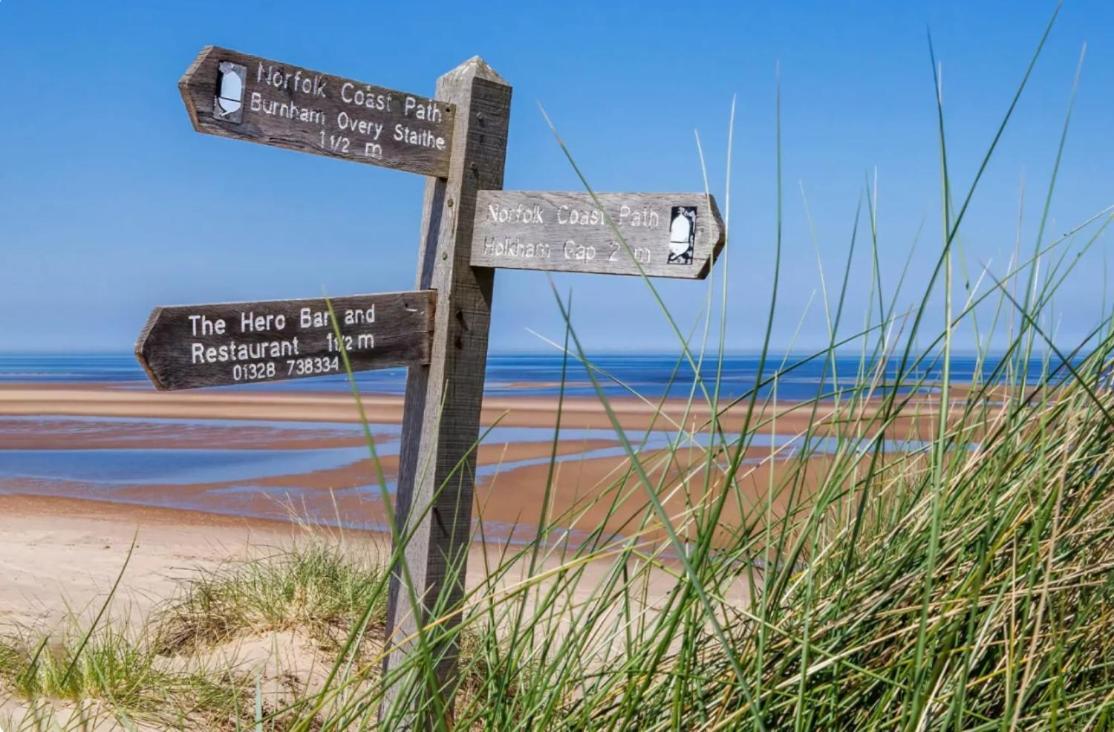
[1,0,1111,354]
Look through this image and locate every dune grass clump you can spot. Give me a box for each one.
[0,623,244,728]
[0,542,389,729]
[152,541,388,655]
[2,625,155,703]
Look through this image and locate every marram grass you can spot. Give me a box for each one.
[346,7,1114,730]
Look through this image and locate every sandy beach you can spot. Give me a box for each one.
[0,380,967,627]
[0,379,857,726]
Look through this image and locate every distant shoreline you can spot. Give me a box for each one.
[0,351,1075,404]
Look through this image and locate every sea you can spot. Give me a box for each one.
[0,351,1084,401]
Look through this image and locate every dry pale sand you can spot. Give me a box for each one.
[0,495,697,671]
[0,495,697,731]
[0,494,307,629]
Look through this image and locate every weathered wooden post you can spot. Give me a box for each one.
[380,57,511,725]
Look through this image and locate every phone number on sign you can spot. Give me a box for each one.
[231,356,341,382]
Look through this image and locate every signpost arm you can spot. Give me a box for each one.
[382,56,511,724]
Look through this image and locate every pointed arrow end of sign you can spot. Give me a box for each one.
[706,194,726,250]
[134,308,167,391]
[179,46,218,132]
[697,194,727,279]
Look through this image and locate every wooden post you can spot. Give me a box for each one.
[381,57,511,725]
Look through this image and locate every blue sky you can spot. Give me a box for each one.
[1,0,1112,354]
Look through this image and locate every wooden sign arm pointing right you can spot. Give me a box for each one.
[381,57,511,727]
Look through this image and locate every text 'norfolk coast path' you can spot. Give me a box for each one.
[179,46,455,177]
[471,191,725,278]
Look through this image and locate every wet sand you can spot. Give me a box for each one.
[0,382,983,537]
[0,381,977,437]
[0,413,618,534]
[0,416,383,450]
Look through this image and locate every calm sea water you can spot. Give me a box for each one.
[0,352,1081,401]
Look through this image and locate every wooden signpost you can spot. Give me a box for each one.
[136,291,435,390]
[142,44,727,725]
[472,191,725,278]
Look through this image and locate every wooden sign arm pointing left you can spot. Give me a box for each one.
[134,291,435,390]
[179,46,456,178]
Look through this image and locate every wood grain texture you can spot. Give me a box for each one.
[471,191,725,278]
[381,57,511,726]
[135,291,434,390]
[180,46,455,177]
